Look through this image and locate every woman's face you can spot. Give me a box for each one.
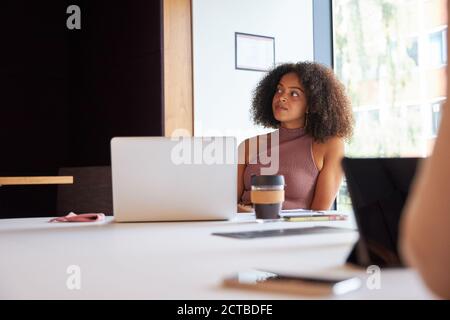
[272,72,308,129]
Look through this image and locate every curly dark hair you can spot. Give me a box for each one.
[251,62,354,142]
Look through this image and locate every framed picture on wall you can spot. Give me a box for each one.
[235,32,275,72]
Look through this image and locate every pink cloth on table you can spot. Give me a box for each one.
[49,212,106,223]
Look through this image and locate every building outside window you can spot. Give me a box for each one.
[333,0,447,212]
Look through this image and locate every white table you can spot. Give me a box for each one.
[0,214,434,299]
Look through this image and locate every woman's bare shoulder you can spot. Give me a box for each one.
[325,136,344,149]
[312,136,345,170]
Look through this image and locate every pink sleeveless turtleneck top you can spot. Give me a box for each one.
[240,127,319,210]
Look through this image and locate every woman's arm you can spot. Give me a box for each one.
[237,139,248,201]
[237,139,254,213]
[237,162,246,201]
[310,137,345,211]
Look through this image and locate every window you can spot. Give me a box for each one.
[407,37,419,66]
[333,0,447,213]
[429,28,447,67]
[431,100,445,136]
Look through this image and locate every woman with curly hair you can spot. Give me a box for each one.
[237,62,353,212]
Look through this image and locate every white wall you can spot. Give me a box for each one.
[192,0,314,144]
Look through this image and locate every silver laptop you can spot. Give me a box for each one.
[111,137,237,222]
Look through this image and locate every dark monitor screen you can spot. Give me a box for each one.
[342,157,421,268]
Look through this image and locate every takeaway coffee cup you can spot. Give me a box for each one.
[250,175,285,221]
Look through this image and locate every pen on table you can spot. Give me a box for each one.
[283,215,348,222]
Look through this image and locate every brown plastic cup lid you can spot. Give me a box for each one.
[251,175,285,187]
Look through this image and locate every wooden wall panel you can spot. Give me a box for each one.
[163,0,194,137]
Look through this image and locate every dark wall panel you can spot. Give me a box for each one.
[2,1,69,171]
[0,1,163,218]
[66,0,164,166]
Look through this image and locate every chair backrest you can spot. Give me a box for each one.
[57,166,113,216]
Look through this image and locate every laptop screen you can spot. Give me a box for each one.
[342,157,421,268]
